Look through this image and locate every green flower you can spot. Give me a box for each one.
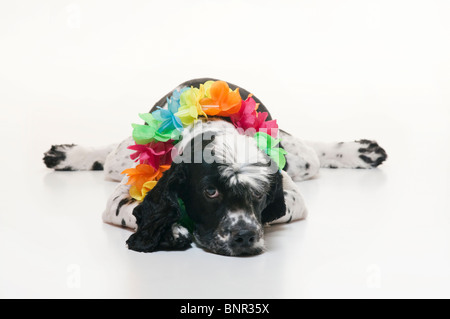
[254,132,287,170]
[132,113,181,145]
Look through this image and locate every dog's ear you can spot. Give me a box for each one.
[126,162,192,252]
[261,171,286,224]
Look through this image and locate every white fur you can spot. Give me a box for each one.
[104,136,136,182]
[102,177,138,229]
[172,224,190,239]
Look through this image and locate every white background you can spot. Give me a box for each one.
[1,0,449,298]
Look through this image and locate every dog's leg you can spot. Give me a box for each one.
[279,130,321,182]
[279,131,388,178]
[305,139,388,169]
[103,178,192,249]
[43,143,117,172]
[269,170,308,224]
[43,136,137,182]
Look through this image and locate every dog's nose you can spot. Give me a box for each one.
[232,229,256,247]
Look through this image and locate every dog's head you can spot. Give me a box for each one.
[126,121,286,256]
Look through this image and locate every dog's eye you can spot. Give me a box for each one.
[204,186,219,199]
[254,192,264,200]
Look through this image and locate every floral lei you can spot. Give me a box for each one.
[122,80,287,201]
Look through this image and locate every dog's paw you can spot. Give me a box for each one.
[43,144,76,170]
[356,140,388,168]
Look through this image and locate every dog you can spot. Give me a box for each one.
[43,78,387,256]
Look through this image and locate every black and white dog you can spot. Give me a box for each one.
[43,78,387,256]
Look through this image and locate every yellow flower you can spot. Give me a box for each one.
[175,85,208,125]
[129,181,157,201]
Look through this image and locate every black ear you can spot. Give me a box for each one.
[261,171,286,224]
[126,163,192,252]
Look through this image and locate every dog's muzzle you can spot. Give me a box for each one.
[200,210,265,256]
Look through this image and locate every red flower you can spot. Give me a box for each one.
[230,96,278,137]
[128,141,174,170]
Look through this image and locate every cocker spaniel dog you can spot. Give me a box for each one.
[43,78,387,256]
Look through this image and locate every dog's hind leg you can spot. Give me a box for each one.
[43,136,136,182]
[43,143,117,172]
[279,130,388,181]
[304,139,388,169]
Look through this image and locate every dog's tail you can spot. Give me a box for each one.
[43,143,116,171]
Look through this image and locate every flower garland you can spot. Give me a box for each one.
[122,80,286,201]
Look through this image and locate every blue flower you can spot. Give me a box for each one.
[152,87,188,134]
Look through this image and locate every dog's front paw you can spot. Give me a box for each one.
[158,224,192,251]
[43,144,76,170]
[356,140,388,168]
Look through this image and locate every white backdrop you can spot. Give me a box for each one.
[1,0,449,298]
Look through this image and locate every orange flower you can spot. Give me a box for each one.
[122,164,170,191]
[200,81,242,116]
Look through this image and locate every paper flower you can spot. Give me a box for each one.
[129,181,157,202]
[230,96,278,137]
[253,132,287,170]
[200,81,242,116]
[128,141,174,170]
[122,164,170,201]
[152,104,183,134]
[152,88,188,134]
[175,85,208,126]
[132,113,181,145]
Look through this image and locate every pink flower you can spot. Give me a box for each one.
[230,96,278,137]
[128,141,174,170]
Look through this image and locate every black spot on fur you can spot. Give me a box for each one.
[357,139,372,145]
[305,163,310,169]
[121,219,126,227]
[116,198,131,216]
[286,216,293,223]
[283,191,288,196]
[56,166,74,171]
[328,165,338,169]
[92,161,104,171]
[336,154,343,158]
[322,153,326,157]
